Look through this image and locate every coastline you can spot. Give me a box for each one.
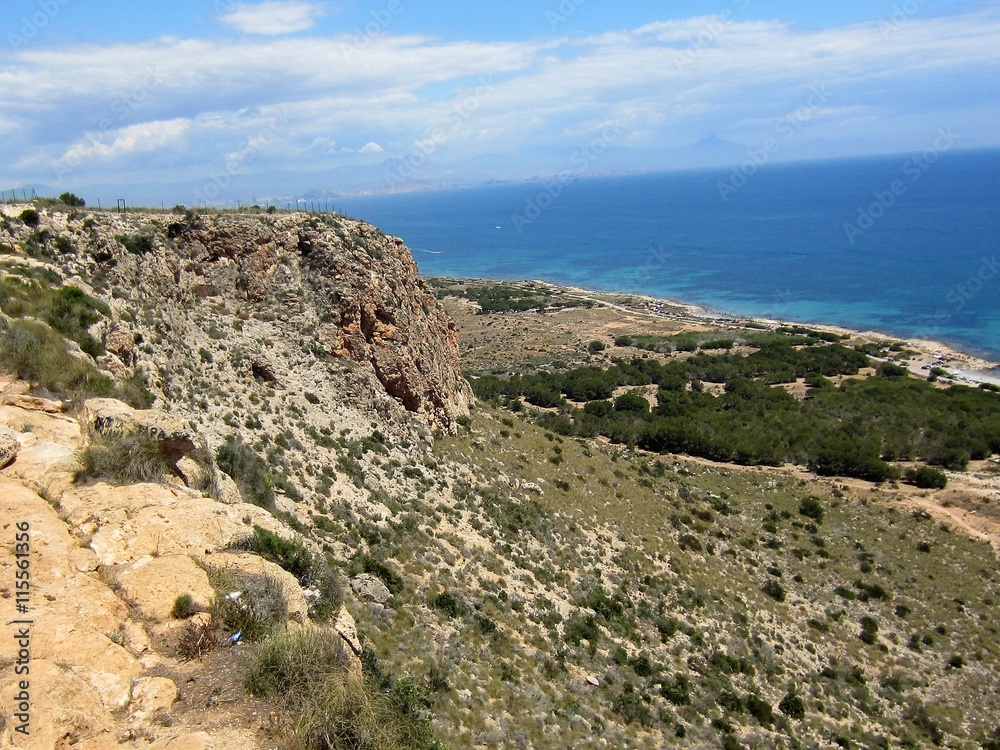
[446,276,1000,387]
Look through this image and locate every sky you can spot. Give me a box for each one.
[2,0,999,204]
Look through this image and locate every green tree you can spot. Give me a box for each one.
[58,192,85,207]
[904,466,948,489]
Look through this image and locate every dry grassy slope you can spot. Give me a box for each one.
[404,408,1000,748]
[1,207,999,749]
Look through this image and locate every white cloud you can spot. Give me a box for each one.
[2,8,999,192]
[54,119,192,165]
[221,1,325,35]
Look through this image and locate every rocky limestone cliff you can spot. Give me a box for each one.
[0,377,321,749]
[0,206,471,434]
[0,205,478,746]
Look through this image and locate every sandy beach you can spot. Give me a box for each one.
[530,279,1000,387]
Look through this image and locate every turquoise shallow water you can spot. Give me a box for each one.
[340,149,1000,361]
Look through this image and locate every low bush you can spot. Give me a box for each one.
[171,593,196,619]
[246,629,442,750]
[209,567,287,641]
[117,232,155,255]
[905,466,948,489]
[779,689,806,719]
[429,591,466,619]
[216,436,275,510]
[231,524,341,620]
[177,620,219,661]
[563,614,601,646]
[353,554,404,594]
[0,319,115,402]
[245,627,349,697]
[860,615,880,645]
[660,674,691,705]
[116,373,156,409]
[762,579,786,602]
[798,496,824,522]
[241,525,314,580]
[76,429,173,485]
[613,684,653,726]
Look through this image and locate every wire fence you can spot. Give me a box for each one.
[0,191,342,217]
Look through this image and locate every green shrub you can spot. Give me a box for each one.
[0,319,115,401]
[860,615,880,645]
[877,362,909,378]
[746,694,774,726]
[563,614,600,646]
[809,440,900,482]
[45,285,107,355]
[629,652,657,678]
[614,391,650,413]
[612,684,653,726]
[656,616,679,640]
[117,232,155,255]
[245,627,349,697]
[76,429,173,485]
[473,613,498,636]
[246,630,442,750]
[762,579,786,602]
[240,525,314,580]
[171,593,197,619]
[235,523,341,621]
[18,209,39,227]
[799,496,824,522]
[906,704,944,745]
[337,453,365,487]
[779,690,806,719]
[0,276,108,355]
[429,591,466,619]
[216,436,275,510]
[116,373,156,409]
[856,580,892,602]
[660,674,690,705]
[905,466,948,489]
[58,192,85,207]
[587,340,606,353]
[209,567,287,641]
[353,555,404,594]
[584,399,613,417]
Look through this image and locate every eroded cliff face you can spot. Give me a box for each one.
[2,207,470,434]
[140,211,471,432]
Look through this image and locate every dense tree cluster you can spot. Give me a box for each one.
[438,284,590,314]
[471,334,1000,481]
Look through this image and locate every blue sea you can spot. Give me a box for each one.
[340,149,1000,362]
